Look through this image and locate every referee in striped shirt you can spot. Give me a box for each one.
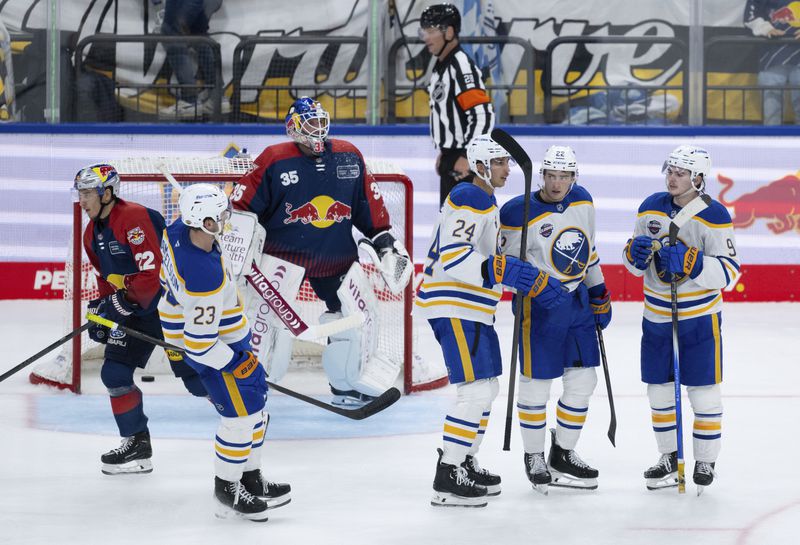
[420,3,495,206]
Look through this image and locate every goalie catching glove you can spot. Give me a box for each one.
[358,231,412,295]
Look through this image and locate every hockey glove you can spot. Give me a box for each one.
[486,255,537,292]
[223,351,267,390]
[527,270,569,310]
[628,236,656,270]
[87,297,110,344]
[588,283,612,330]
[100,290,137,325]
[661,242,704,279]
[359,231,412,295]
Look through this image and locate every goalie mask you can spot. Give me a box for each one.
[179,183,232,236]
[467,135,511,184]
[286,97,330,156]
[73,164,120,198]
[662,144,711,193]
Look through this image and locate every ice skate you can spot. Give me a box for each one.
[644,451,678,491]
[100,430,153,475]
[693,461,715,496]
[240,469,292,509]
[547,429,598,490]
[214,477,269,522]
[330,386,375,408]
[431,449,488,508]
[524,452,551,495]
[461,454,501,496]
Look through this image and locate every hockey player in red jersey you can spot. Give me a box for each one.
[75,164,205,475]
[232,97,411,407]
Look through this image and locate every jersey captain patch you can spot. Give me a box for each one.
[127,226,145,246]
[551,227,590,277]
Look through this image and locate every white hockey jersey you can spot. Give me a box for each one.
[158,221,249,370]
[499,185,605,293]
[415,182,503,325]
[622,192,740,323]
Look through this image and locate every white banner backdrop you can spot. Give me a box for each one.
[0,0,747,113]
[0,132,798,267]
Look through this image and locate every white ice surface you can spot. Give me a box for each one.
[0,300,798,545]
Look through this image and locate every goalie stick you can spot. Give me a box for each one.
[0,323,91,384]
[491,128,533,452]
[85,313,401,420]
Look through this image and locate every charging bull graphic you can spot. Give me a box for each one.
[284,196,352,228]
[717,173,800,234]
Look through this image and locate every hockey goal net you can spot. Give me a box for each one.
[29,156,447,395]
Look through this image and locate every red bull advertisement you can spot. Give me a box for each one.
[717,173,800,234]
[284,196,352,228]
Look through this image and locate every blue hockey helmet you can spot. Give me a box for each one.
[285,97,330,155]
[73,164,121,197]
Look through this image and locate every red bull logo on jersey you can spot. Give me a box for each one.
[126,226,145,245]
[772,3,800,27]
[284,196,352,228]
[717,172,800,234]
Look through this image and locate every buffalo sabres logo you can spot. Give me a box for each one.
[647,220,662,235]
[551,227,590,277]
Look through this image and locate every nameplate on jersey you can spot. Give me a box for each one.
[220,210,264,278]
[109,241,126,255]
[336,164,360,179]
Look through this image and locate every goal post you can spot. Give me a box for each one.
[30,156,447,395]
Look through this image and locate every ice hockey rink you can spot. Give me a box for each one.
[0,299,797,545]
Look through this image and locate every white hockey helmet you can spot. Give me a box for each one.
[73,164,121,197]
[539,145,578,176]
[467,134,511,182]
[662,144,711,191]
[179,183,231,236]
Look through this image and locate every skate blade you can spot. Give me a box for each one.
[430,491,488,508]
[101,458,153,475]
[531,483,549,496]
[214,502,269,522]
[485,484,501,496]
[262,494,291,510]
[646,474,678,491]
[696,485,709,496]
[549,470,598,490]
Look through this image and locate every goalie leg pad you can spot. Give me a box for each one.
[648,382,678,454]
[687,384,722,463]
[321,311,365,394]
[517,376,553,455]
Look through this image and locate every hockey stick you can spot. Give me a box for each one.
[595,325,617,447]
[85,314,400,420]
[666,193,712,494]
[0,323,92,384]
[491,128,533,452]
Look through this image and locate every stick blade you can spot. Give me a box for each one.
[347,387,402,420]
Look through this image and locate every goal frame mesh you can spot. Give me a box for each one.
[31,158,447,395]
